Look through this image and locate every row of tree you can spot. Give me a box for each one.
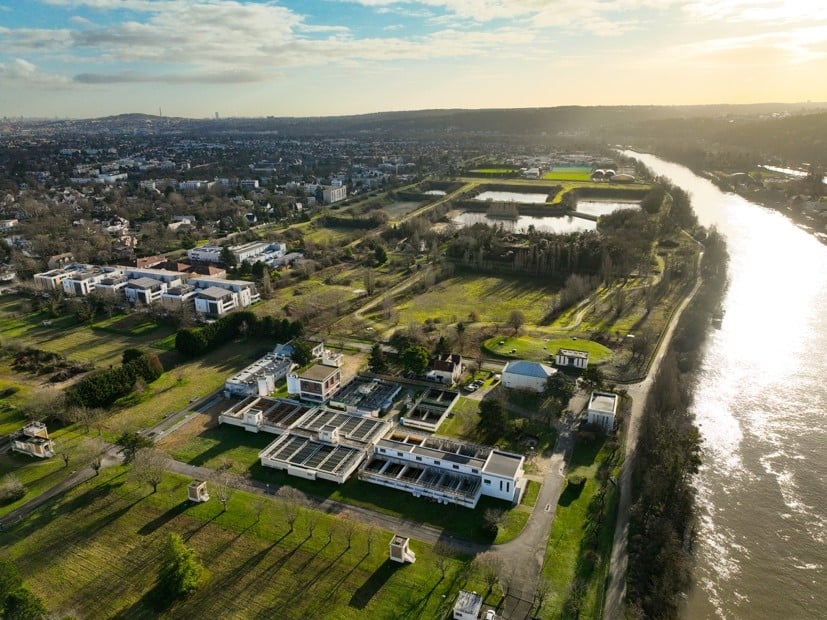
[626,228,729,618]
[175,311,303,357]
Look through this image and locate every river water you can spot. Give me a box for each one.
[623,152,827,619]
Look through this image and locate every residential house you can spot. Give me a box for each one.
[427,353,463,385]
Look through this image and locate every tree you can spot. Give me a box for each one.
[373,244,388,265]
[534,578,553,616]
[282,487,303,532]
[483,507,505,534]
[506,309,525,334]
[290,341,314,367]
[131,448,166,494]
[0,560,22,603]
[116,431,153,463]
[546,373,574,403]
[2,587,47,620]
[362,267,376,296]
[79,437,108,476]
[400,345,430,375]
[455,321,466,353]
[157,533,204,600]
[478,399,508,438]
[219,245,237,267]
[433,542,452,580]
[473,552,501,595]
[368,343,388,373]
[211,470,234,512]
[581,366,605,390]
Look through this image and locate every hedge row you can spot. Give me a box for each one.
[65,352,164,408]
[175,311,303,357]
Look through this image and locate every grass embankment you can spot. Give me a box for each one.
[1,467,499,619]
[540,435,620,619]
[482,336,612,364]
[161,421,521,545]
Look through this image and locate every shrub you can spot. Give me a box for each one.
[157,533,205,601]
[0,475,26,505]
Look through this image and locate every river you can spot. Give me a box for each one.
[623,152,827,619]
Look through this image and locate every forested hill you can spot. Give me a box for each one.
[602,110,827,168]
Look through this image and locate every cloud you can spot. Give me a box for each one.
[74,68,266,84]
[672,26,827,66]
[0,57,73,87]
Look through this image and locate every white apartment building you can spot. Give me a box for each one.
[194,286,240,318]
[124,277,168,305]
[322,184,347,204]
[61,266,122,296]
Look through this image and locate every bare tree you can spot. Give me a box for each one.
[473,552,502,595]
[281,487,303,532]
[366,528,376,554]
[56,438,71,468]
[78,437,108,476]
[211,469,234,512]
[433,542,452,580]
[251,497,267,523]
[306,512,319,539]
[534,578,553,616]
[343,521,356,549]
[131,448,167,493]
[483,508,505,534]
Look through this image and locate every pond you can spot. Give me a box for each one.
[474,191,549,203]
[424,189,446,196]
[452,212,596,234]
[575,200,640,217]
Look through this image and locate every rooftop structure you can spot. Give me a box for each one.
[453,590,483,620]
[259,408,391,484]
[10,421,55,459]
[502,360,557,393]
[224,353,293,398]
[400,386,459,432]
[555,348,589,370]
[328,376,401,417]
[361,434,525,508]
[389,535,416,564]
[218,396,313,434]
[287,363,342,402]
[586,390,619,433]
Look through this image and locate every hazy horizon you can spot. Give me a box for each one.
[2,0,826,119]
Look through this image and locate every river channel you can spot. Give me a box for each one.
[623,152,827,619]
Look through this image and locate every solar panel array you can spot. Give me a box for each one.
[298,408,386,444]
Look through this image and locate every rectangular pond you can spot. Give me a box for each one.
[452,212,596,234]
[474,191,549,203]
[576,200,640,217]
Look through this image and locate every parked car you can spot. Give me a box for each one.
[484,610,496,620]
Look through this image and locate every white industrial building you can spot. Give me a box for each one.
[555,348,589,369]
[586,391,618,432]
[361,434,526,508]
[501,360,557,393]
[224,353,294,397]
[187,242,286,266]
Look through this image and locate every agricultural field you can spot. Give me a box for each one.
[1,467,499,619]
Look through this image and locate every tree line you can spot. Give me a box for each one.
[626,227,729,618]
[175,311,303,357]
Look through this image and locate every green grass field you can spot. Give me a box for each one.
[542,169,593,182]
[540,436,619,618]
[1,467,500,619]
[482,335,613,364]
[374,274,558,326]
[162,421,522,545]
[469,168,517,175]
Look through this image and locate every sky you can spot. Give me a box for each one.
[0,0,825,118]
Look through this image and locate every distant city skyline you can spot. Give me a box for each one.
[1,0,826,119]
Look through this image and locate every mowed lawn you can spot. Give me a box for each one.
[540,437,619,618]
[482,336,613,364]
[383,274,558,325]
[0,296,175,368]
[1,467,496,619]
